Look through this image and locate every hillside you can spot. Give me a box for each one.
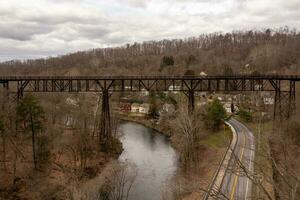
[0,27,299,76]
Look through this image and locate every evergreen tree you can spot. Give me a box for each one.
[161,56,174,68]
[203,99,227,130]
[17,95,45,169]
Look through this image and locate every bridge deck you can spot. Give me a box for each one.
[0,75,300,81]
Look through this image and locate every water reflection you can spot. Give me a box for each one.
[118,122,179,200]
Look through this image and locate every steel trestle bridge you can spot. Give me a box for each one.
[0,74,299,141]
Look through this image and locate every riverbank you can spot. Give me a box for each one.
[117,114,172,137]
[116,113,231,199]
[0,128,123,200]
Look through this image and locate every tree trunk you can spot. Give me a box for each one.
[30,114,37,169]
[2,133,6,168]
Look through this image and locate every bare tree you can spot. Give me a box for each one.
[96,162,137,200]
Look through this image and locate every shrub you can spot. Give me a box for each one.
[184,69,195,76]
[238,108,252,122]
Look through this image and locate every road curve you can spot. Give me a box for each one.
[220,118,255,200]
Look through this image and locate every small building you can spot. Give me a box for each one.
[140,88,149,96]
[119,102,131,112]
[131,103,140,113]
[263,97,274,105]
[197,102,207,107]
[197,92,207,98]
[168,85,181,94]
[200,71,207,76]
[224,102,238,113]
[139,103,152,114]
[224,103,231,113]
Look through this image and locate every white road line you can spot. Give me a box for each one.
[240,123,254,200]
[244,138,253,199]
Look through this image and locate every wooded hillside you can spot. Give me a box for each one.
[1,27,299,76]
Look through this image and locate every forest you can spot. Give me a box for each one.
[0,27,299,76]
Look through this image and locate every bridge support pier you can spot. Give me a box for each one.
[17,90,23,101]
[273,81,296,120]
[288,81,296,118]
[99,89,111,146]
[188,90,195,114]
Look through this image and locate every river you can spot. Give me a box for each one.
[118,121,179,200]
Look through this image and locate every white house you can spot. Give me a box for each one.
[224,102,239,113]
[224,103,232,113]
[197,102,207,107]
[263,97,274,105]
[140,88,149,96]
[200,72,207,76]
[139,103,152,114]
[168,85,181,94]
[197,92,207,98]
[131,103,140,113]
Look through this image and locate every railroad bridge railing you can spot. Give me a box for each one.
[0,75,299,142]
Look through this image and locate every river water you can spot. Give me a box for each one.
[118,122,179,200]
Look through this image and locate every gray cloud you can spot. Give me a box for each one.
[0,22,53,41]
[0,0,299,61]
[75,24,111,39]
[116,0,148,8]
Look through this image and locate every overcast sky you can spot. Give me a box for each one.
[0,0,299,61]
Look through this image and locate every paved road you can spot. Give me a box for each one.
[220,118,255,200]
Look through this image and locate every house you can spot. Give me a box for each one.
[139,103,152,114]
[224,103,232,113]
[131,103,140,113]
[140,88,149,96]
[263,97,274,105]
[224,102,238,113]
[168,85,181,94]
[119,102,131,112]
[200,71,207,76]
[196,92,207,98]
[197,102,207,107]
